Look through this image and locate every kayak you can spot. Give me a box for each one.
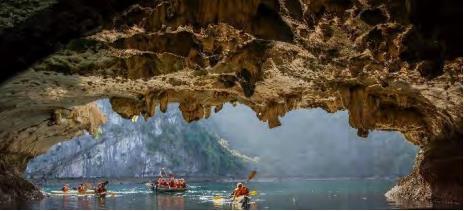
[232,195,251,210]
[49,190,96,196]
[49,190,116,197]
[50,190,95,194]
[95,192,107,198]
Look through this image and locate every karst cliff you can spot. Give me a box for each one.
[0,0,461,207]
[26,100,250,179]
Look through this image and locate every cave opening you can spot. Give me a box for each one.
[19,99,421,209]
[25,99,418,179]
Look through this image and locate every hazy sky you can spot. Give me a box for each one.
[196,103,418,177]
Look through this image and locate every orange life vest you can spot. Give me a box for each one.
[241,186,250,195]
[62,186,69,192]
[78,186,86,193]
[234,186,249,197]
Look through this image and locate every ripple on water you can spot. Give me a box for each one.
[5,179,420,209]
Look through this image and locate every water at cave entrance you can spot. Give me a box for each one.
[5,179,403,209]
[5,100,431,209]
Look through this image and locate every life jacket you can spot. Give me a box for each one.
[78,186,86,193]
[237,186,249,196]
[233,188,240,197]
[96,186,106,194]
[62,186,69,192]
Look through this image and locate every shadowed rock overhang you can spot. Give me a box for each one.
[0,0,462,207]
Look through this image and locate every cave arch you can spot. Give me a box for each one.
[0,0,461,207]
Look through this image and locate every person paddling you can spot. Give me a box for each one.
[77,183,86,194]
[232,183,249,198]
[168,174,175,188]
[179,178,186,188]
[231,182,251,209]
[62,184,70,192]
[95,181,108,197]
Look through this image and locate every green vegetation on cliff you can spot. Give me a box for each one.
[26,100,250,178]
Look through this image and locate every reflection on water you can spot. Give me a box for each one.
[1,179,458,209]
[156,194,185,209]
[97,197,106,209]
[212,196,226,209]
[77,197,91,210]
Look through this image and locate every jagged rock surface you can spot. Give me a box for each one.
[0,0,461,206]
[0,102,105,202]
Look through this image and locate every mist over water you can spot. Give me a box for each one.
[205,104,418,178]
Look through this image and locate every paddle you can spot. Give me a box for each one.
[247,170,258,196]
[246,170,257,183]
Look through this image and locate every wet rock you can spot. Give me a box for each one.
[0,154,43,202]
[0,102,105,202]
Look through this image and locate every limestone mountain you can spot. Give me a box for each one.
[25,100,250,178]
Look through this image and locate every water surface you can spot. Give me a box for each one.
[2,179,423,209]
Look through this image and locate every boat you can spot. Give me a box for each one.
[145,182,187,193]
[156,186,187,193]
[146,168,188,193]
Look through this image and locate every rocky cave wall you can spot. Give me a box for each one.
[0,0,462,206]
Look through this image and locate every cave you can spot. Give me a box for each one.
[0,0,462,208]
[18,100,420,209]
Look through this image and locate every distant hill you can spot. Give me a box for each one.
[25,100,251,179]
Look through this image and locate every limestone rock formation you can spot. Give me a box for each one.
[26,100,250,179]
[0,102,105,202]
[0,0,461,206]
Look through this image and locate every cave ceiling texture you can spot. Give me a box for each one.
[0,0,462,207]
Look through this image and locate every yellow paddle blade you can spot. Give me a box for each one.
[213,195,222,200]
[250,190,257,196]
[247,170,257,181]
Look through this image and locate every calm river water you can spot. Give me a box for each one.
[2,179,455,209]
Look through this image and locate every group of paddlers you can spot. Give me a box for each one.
[61,181,108,196]
[58,169,253,202]
[153,174,187,189]
[149,168,187,190]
